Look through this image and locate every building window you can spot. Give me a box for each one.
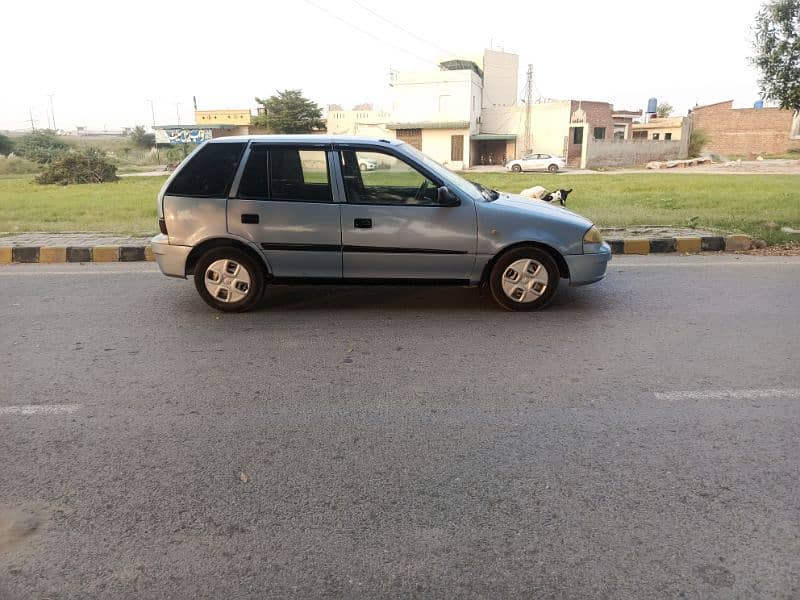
[664,133,672,140]
[633,130,647,139]
[593,127,606,140]
[450,135,464,161]
[652,133,660,140]
[572,127,583,145]
[396,129,422,150]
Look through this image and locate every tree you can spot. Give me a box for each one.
[36,147,119,185]
[15,130,69,164]
[129,125,155,149]
[656,102,673,117]
[751,0,800,111]
[0,133,13,156]
[252,90,325,133]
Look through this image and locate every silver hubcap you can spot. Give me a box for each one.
[501,258,549,303]
[204,259,251,303]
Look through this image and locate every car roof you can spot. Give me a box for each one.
[206,134,404,146]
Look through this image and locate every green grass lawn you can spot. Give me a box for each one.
[0,172,798,244]
[0,175,165,235]
[463,172,800,245]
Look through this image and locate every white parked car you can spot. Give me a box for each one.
[358,158,379,171]
[507,153,566,173]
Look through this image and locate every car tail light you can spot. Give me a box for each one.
[158,218,168,235]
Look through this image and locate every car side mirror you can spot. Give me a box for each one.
[437,186,460,207]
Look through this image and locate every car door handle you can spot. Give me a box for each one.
[241,213,259,224]
[354,218,372,229]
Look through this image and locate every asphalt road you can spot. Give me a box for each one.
[1,256,798,599]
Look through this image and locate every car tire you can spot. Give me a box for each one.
[359,163,367,171]
[193,247,265,313]
[488,246,560,311]
[511,164,522,173]
[548,164,559,173]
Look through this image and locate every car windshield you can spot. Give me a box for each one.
[397,143,489,200]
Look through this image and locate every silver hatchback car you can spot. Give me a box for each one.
[151,135,610,311]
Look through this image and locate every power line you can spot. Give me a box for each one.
[349,0,455,58]
[304,0,440,68]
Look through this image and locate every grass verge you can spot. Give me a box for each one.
[0,172,798,244]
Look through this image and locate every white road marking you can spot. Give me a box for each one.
[0,404,82,415]
[655,389,800,401]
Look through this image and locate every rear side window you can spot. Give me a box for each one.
[236,146,331,203]
[166,142,246,197]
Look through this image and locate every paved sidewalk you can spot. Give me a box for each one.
[0,233,153,247]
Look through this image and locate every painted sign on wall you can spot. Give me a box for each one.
[155,128,212,145]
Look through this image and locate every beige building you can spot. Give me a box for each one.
[195,109,252,126]
[631,116,686,141]
[326,109,392,138]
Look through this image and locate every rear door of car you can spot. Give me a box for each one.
[334,144,477,280]
[227,143,342,278]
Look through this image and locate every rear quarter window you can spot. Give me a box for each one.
[166,142,246,197]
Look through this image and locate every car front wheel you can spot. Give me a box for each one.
[488,247,559,311]
[194,247,265,312]
[511,164,522,173]
[548,164,559,173]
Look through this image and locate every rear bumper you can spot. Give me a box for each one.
[150,234,191,278]
[565,243,612,286]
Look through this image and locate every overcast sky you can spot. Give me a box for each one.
[2,0,766,132]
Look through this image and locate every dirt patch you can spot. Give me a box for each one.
[743,241,800,256]
[599,226,719,239]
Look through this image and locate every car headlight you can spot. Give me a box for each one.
[583,226,602,244]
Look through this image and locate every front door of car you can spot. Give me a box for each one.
[227,144,342,278]
[336,147,477,280]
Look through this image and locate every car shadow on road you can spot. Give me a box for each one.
[245,283,611,314]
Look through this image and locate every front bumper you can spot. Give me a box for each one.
[565,242,612,286]
[150,234,192,278]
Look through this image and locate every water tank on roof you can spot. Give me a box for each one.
[647,98,658,114]
[753,100,764,109]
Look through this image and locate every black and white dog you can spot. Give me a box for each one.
[520,186,573,206]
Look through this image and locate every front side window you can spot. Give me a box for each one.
[339,150,440,206]
[167,142,246,197]
[236,146,331,202]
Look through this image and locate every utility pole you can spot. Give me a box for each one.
[28,107,37,131]
[523,64,533,155]
[47,93,57,131]
[147,99,160,163]
[175,102,181,125]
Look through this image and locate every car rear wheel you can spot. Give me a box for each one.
[548,164,559,173]
[193,247,265,312]
[511,164,522,173]
[488,247,559,311]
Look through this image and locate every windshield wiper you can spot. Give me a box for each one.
[471,181,499,201]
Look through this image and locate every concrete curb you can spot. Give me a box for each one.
[0,236,754,263]
[0,245,156,264]
[604,235,751,255]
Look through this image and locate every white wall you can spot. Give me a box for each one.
[420,128,470,170]
[391,70,482,131]
[482,49,519,107]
